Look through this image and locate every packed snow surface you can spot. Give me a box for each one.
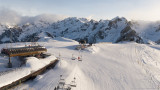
[1,37,160,90]
[0,52,56,87]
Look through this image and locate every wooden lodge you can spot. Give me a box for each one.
[1,45,47,68]
[1,45,47,57]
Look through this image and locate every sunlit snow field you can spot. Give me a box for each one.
[1,37,160,90]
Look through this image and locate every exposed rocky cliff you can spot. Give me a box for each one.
[0,17,159,44]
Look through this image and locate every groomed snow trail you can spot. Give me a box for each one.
[14,38,160,90]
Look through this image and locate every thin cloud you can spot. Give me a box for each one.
[0,8,68,25]
[0,8,21,25]
[125,1,160,21]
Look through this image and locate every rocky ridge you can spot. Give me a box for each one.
[0,17,159,44]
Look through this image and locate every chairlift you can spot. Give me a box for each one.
[57,75,66,89]
[56,75,72,90]
[71,54,76,60]
[59,79,65,85]
[78,55,82,61]
[70,81,77,87]
[63,85,71,90]
[59,75,65,84]
[70,77,76,87]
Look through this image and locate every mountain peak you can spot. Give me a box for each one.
[0,17,159,44]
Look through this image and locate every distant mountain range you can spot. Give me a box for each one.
[0,17,160,44]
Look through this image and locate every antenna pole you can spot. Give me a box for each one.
[10,28,12,48]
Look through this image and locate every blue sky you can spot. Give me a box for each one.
[0,0,160,21]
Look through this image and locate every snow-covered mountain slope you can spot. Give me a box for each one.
[130,21,160,44]
[13,37,160,90]
[0,17,160,44]
[0,17,142,44]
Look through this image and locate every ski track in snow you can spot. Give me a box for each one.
[1,38,160,90]
[134,44,160,89]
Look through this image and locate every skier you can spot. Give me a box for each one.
[78,56,80,60]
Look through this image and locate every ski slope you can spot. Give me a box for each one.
[0,55,57,87]
[12,38,160,90]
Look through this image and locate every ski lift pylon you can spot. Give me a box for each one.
[58,53,61,60]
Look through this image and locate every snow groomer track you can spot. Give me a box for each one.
[0,59,59,90]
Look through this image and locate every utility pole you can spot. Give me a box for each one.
[8,28,12,68]
[8,56,12,68]
[10,28,12,47]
